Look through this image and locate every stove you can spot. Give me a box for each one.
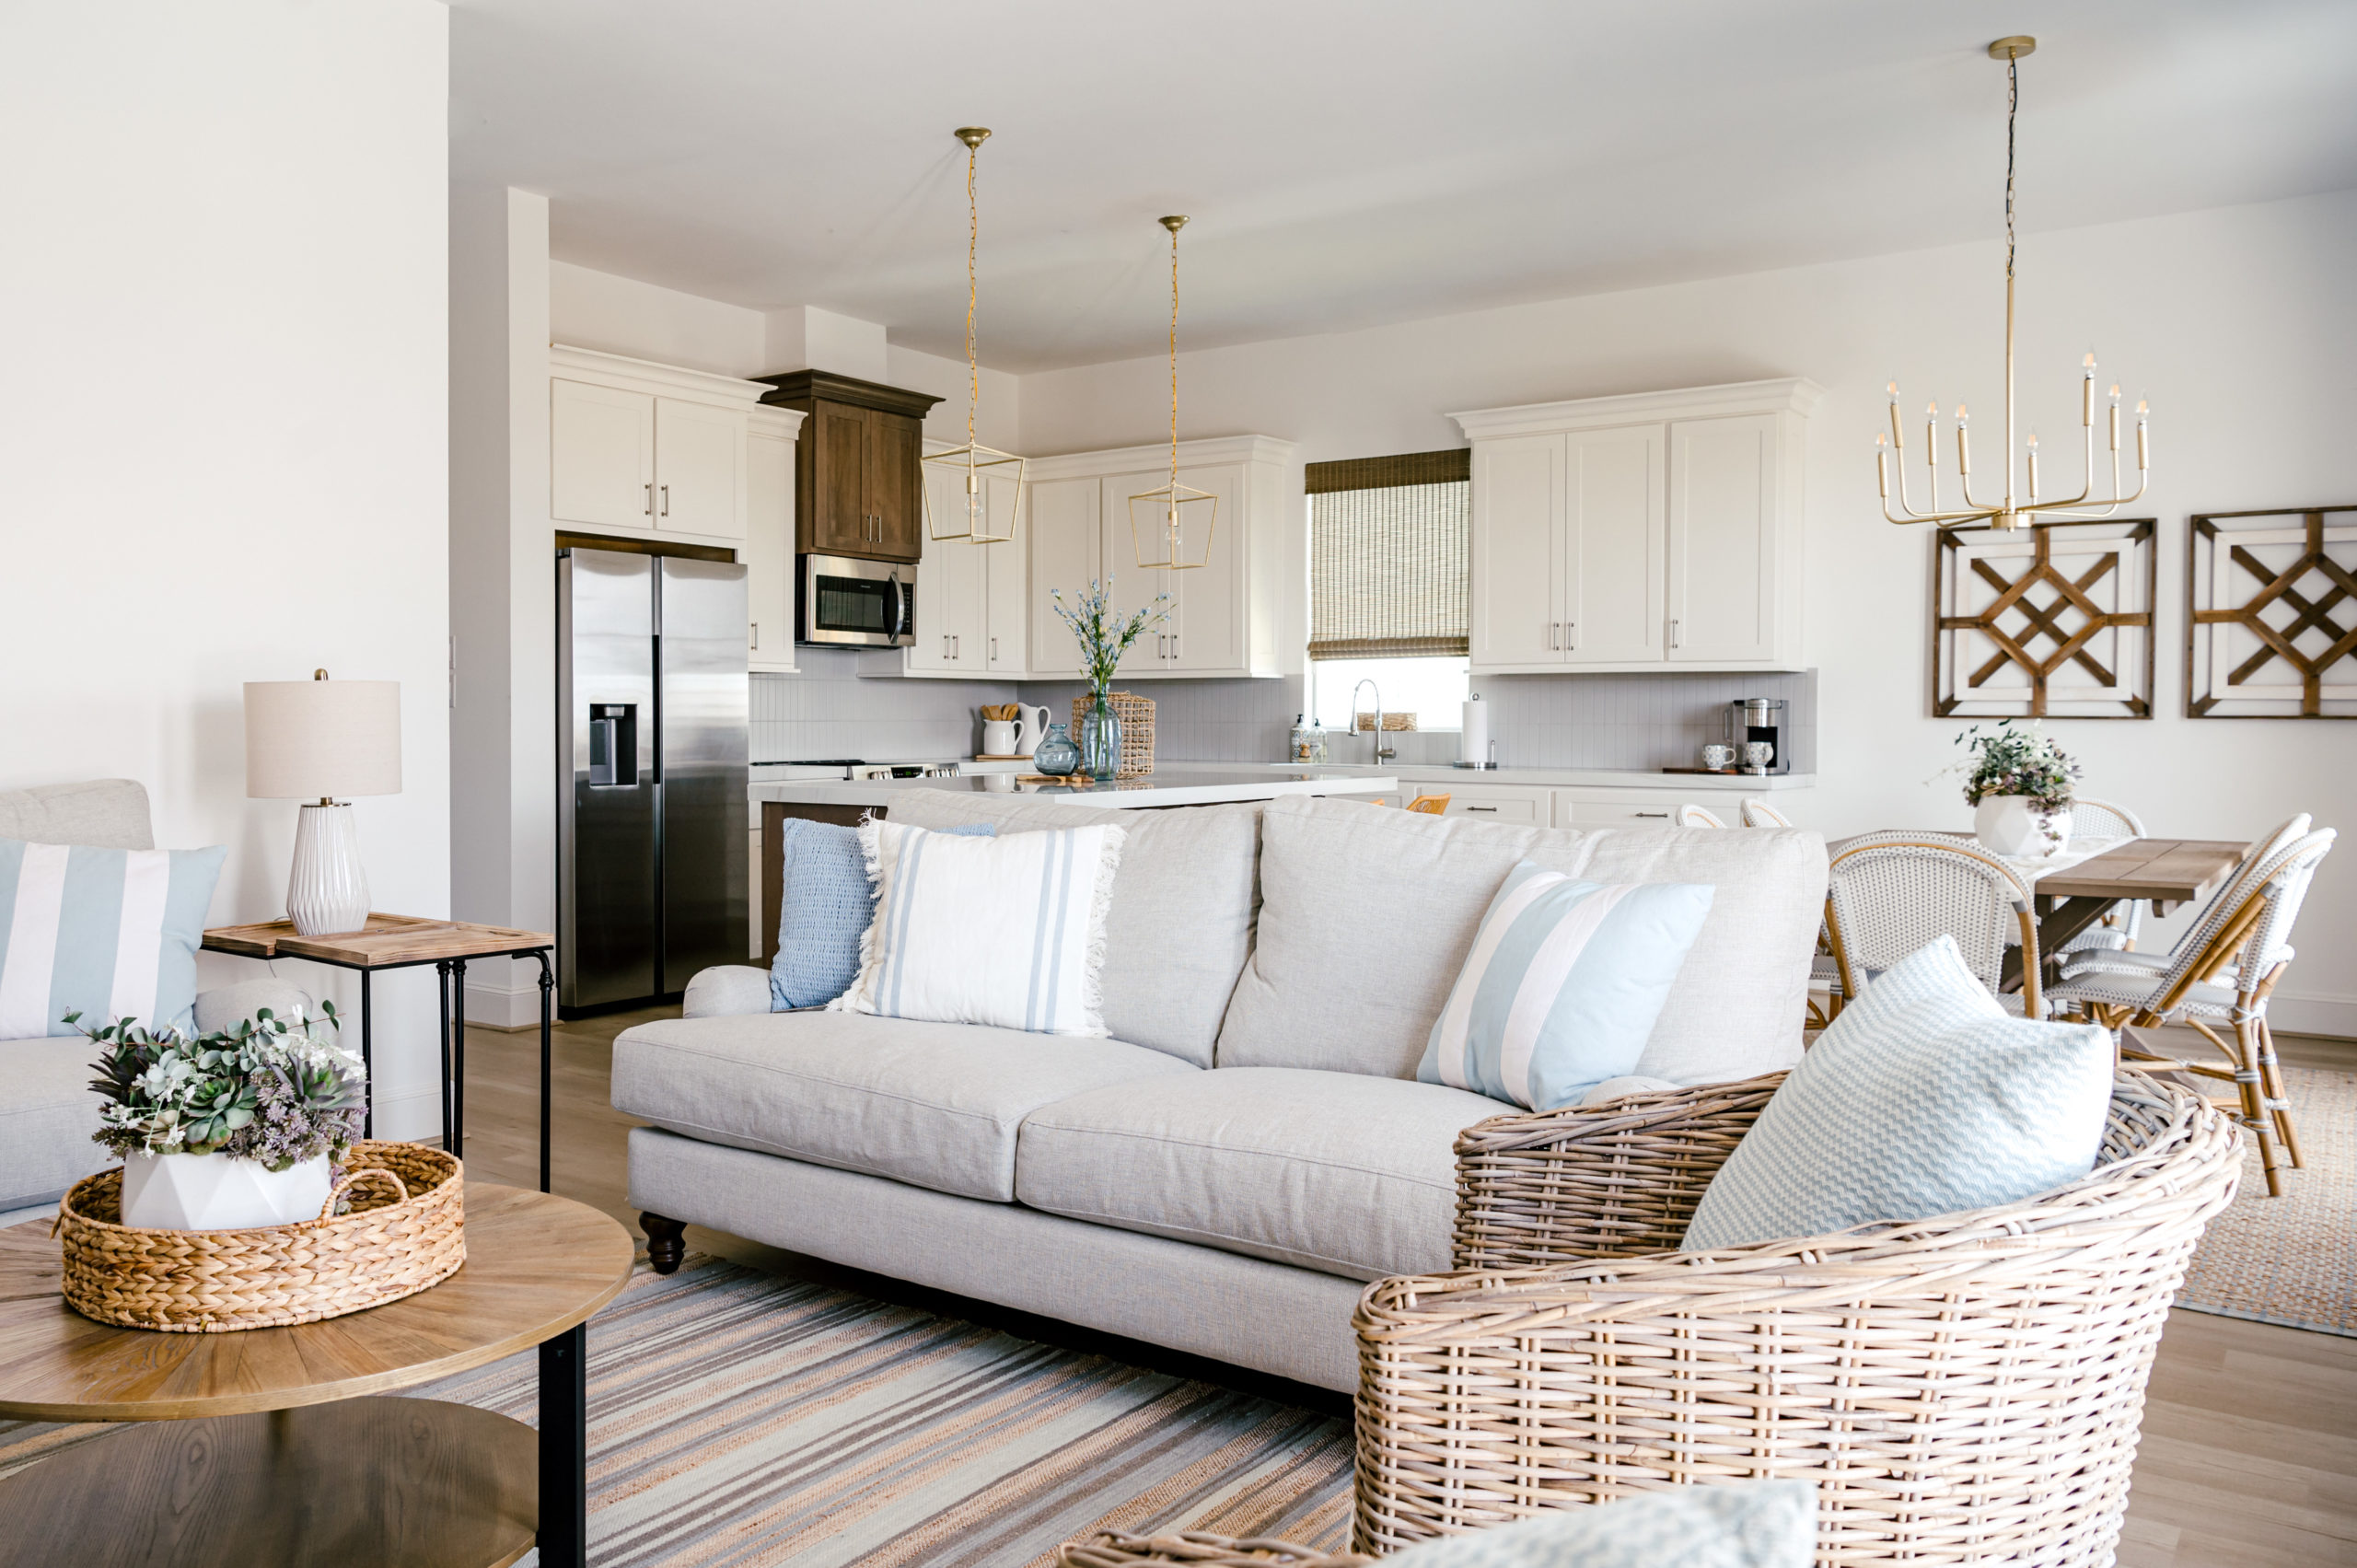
[751,758,964,782]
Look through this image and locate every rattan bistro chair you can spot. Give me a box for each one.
[1675,802,1727,828]
[1739,796,1793,828]
[2060,814,2312,988]
[2057,797,2148,957]
[1354,1074,2240,1564]
[1824,831,2044,1016]
[2049,828,2335,1198]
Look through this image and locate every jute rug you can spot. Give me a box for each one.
[0,1255,1353,1567]
[2175,1062,2356,1337]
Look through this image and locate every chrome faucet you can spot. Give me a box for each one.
[1349,679,1396,767]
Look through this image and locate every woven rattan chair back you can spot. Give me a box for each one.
[1824,831,2040,1014]
[1674,802,1727,828]
[2136,826,2328,1007]
[2067,796,2145,839]
[1365,1074,2241,1565]
[2240,828,2332,979]
[1739,796,1793,828]
[1404,793,1449,815]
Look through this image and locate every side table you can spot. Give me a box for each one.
[203,915,557,1191]
[0,1184,633,1568]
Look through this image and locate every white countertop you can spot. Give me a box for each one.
[1237,761,1817,792]
[750,765,1399,810]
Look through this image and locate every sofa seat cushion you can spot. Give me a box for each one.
[610,1010,1197,1202]
[1014,1067,1515,1281]
[0,1036,109,1211]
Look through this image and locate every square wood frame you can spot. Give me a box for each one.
[2188,505,2357,718]
[1932,518,2155,719]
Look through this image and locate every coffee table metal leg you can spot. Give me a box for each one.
[451,958,468,1161]
[539,1321,588,1567]
[537,950,555,1193]
[435,959,454,1152]
[359,968,375,1139]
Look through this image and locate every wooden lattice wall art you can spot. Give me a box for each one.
[1932,518,2155,719]
[2189,505,2357,718]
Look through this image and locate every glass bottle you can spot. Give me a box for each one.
[1081,690,1122,781]
[1033,722,1081,776]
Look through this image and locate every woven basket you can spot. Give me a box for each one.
[1057,1532,1371,1567]
[1356,1072,2242,1563]
[1073,690,1155,777]
[56,1140,465,1332]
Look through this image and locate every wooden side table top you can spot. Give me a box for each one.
[0,1183,631,1422]
[203,912,553,967]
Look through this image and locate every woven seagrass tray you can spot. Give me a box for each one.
[55,1140,465,1332]
[1057,1533,1370,1567]
[1072,691,1155,777]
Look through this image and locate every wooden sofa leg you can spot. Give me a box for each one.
[640,1212,686,1274]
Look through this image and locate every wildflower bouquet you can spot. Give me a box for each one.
[1051,577,1169,691]
[1949,719,2081,811]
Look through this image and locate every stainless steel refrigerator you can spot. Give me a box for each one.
[558,548,749,1015]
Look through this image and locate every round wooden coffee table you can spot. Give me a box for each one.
[0,1182,633,1568]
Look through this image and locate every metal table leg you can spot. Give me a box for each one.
[435,959,454,1152]
[537,951,555,1193]
[359,969,375,1139]
[451,958,468,1162]
[538,1321,588,1567]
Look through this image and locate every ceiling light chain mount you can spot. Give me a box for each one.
[923,125,1025,545]
[1130,214,1218,571]
[1875,36,2149,532]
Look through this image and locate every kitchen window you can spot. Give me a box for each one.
[1306,448,1470,730]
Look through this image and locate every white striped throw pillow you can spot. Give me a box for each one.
[0,838,226,1039]
[830,818,1127,1036]
[1417,861,1714,1111]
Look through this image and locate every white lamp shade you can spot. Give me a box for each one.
[244,678,401,799]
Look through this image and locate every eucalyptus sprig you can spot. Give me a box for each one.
[1940,718,2081,812]
[77,1001,365,1170]
[1051,577,1171,691]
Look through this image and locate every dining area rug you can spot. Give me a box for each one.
[2174,1062,2355,1337]
[0,1254,1354,1568]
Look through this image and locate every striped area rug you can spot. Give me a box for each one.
[0,1255,1355,1566]
[2175,1063,2356,1337]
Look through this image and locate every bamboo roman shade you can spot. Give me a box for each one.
[1306,448,1470,660]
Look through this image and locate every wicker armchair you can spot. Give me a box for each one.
[1354,1073,2239,1565]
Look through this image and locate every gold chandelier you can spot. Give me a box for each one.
[1876,38,2149,532]
[923,127,1025,544]
[1130,215,1217,570]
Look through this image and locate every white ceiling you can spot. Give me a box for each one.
[451,0,2357,372]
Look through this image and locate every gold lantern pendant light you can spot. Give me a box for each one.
[1130,215,1217,570]
[1875,38,2149,531]
[923,127,1025,544]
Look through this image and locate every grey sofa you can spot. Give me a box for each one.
[0,780,313,1212]
[614,792,1828,1392]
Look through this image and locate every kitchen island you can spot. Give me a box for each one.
[748,766,1399,963]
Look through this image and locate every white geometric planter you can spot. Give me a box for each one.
[1975,795,2073,859]
[120,1151,332,1231]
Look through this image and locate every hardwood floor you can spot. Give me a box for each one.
[458,1012,2357,1566]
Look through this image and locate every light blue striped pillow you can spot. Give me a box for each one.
[0,837,226,1038]
[1417,861,1714,1111]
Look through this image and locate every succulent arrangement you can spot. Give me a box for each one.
[1949,719,2082,811]
[1051,577,1169,692]
[77,1003,366,1169]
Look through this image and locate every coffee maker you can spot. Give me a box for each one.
[1727,698,1789,775]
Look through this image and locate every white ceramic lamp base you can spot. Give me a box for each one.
[288,800,371,935]
[121,1151,332,1230]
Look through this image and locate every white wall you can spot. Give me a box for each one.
[0,0,454,1131]
[1018,190,2357,1035]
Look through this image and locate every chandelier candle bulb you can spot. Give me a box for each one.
[1876,434,1890,497]
[2026,433,2039,501]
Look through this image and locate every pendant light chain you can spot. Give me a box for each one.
[965,138,980,450]
[1167,221,1180,496]
[2003,52,2017,286]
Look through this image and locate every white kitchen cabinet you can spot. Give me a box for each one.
[652,398,747,539]
[551,378,654,530]
[983,474,1028,672]
[873,455,1027,679]
[1550,789,1688,827]
[1026,436,1294,680]
[744,412,797,673]
[1429,783,1552,822]
[549,346,776,549]
[1454,379,1818,674]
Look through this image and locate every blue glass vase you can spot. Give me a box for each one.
[1080,691,1121,781]
[1033,722,1081,776]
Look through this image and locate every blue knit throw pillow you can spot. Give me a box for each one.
[1683,935,2114,1252]
[769,819,991,1009]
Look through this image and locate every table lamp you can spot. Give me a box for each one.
[244,670,401,935]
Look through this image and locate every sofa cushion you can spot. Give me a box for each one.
[0,779,153,851]
[610,1009,1196,1202]
[1014,1066,1515,1281]
[1217,796,1824,1087]
[0,1036,109,1211]
[881,792,1261,1068]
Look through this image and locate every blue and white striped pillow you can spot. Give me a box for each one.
[1418,861,1714,1111]
[0,838,226,1039]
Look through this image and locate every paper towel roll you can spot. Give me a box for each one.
[1460,695,1488,765]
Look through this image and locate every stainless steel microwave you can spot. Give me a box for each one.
[800,553,914,646]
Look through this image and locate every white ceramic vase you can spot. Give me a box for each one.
[287,800,370,935]
[1975,795,2073,858]
[120,1151,332,1231]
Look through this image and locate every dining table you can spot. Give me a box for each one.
[1967,834,2253,993]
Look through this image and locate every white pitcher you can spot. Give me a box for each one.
[1013,703,1052,758]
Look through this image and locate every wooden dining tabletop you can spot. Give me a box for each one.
[2015,837,2249,911]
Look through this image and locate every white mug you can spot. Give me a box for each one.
[1742,740,1774,771]
[982,720,1017,755]
[1701,743,1734,771]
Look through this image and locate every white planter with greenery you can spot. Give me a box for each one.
[76,1003,365,1232]
[1947,720,2081,860]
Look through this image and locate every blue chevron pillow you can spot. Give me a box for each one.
[1683,935,2114,1252]
[1382,1479,1814,1568]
